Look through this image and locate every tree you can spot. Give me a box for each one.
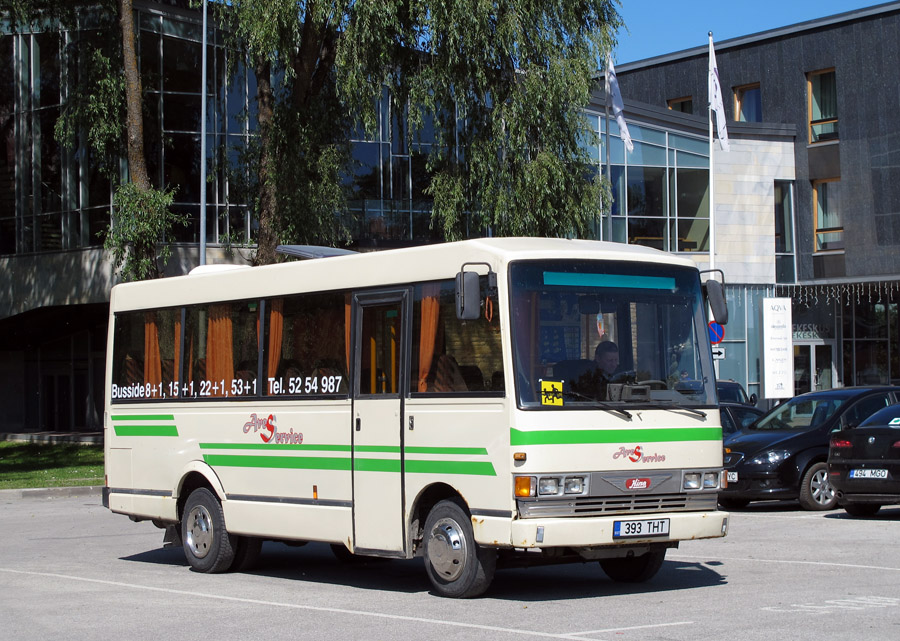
[215,0,621,263]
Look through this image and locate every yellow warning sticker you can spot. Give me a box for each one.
[540,380,563,406]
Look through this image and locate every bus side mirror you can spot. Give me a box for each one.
[456,271,481,320]
[703,279,729,325]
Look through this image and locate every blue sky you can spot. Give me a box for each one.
[613,0,884,63]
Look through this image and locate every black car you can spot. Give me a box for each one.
[828,404,900,517]
[717,379,758,406]
[720,402,764,436]
[720,387,900,511]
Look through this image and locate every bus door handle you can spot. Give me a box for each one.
[409,416,414,431]
[356,417,361,431]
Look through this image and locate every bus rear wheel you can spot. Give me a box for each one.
[599,549,666,583]
[181,487,236,573]
[423,499,496,598]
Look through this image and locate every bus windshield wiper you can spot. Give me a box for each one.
[638,400,707,418]
[559,389,632,419]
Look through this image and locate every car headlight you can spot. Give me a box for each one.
[538,477,560,495]
[683,472,701,489]
[749,450,792,466]
[703,472,719,488]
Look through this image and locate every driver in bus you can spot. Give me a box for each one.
[594,340,619,400]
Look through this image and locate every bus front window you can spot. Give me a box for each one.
[509,260,716,408]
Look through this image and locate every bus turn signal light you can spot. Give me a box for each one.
[515,476,535,497]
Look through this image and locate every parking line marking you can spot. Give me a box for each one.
[669,554,900,572]
[0,567,600,640]
[564,621,693,636]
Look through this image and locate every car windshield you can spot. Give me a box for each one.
[753,396,849,430]
[718,383,748,404]
[509,259,716,408]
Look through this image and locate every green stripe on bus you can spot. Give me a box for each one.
[111,414,175,421]
[406,459,496,476]
[510,427,722,446]
[200,443,351,452]
[114,425,179,437]
[203,454,352,471]
[353,458,401,473]
[405,446,489,456]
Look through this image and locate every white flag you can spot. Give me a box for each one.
[606,55,634,153]
[708,34,730,151]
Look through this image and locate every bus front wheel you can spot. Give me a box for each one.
[599,549,666,583]
[181,487,236,573]
[423,499,496,598]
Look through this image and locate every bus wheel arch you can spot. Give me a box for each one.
[175,464,226,520]
[409,482,462,551]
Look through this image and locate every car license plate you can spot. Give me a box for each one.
[613,518,670,539]
[727,471,738,482]
[849,469,888,479]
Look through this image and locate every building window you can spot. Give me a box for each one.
[808,69,838,143]
[734,83,761,122]
[774,180,795,282]
[813,179,843,252]
[667,97,692,114]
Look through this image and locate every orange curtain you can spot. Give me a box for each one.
[144,312,162,389]
[418,284,441,392]
[174,316,182,389]
[267,299,284,379]
[207,304,234,395]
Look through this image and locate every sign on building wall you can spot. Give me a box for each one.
[762,298,793,399]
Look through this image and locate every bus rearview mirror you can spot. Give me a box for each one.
[704,279,728,325]
[456,271,481,320]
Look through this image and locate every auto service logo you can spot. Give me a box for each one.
[613,445,666,464]
[625,478,651,490]
[243,413,302,444]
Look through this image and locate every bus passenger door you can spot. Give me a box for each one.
[351,292,407,555]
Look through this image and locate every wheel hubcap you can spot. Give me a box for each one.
[185,505,213,559]
[427,517,467,581]
[811,469,835,505]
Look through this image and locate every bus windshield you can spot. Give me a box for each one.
[509,259,715,409]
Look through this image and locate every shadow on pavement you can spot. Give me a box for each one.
[121,540,726,600]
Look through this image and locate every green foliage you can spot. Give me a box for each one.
[339,0,622,239]
[104,182,187,281]
[55,47,125,176]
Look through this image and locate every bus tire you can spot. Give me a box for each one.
[599,549,666,583]
[423,499,496,598]
[181,487,236,573]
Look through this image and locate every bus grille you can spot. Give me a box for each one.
[516,493,718,518]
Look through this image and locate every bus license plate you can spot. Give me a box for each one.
[849,469,888,479]
[613,518,670,539]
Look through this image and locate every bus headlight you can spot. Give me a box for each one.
[538,477,560,495]
[683,472,701,489]
[703,472,720,488]
[564,476,585,494]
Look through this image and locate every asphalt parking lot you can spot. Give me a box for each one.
[1,492,898,641]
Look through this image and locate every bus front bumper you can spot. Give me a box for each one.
[474,510,729,549]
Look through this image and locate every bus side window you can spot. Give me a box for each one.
[264,292,349,397]
[111,308,181,401]
[410,278,503,395]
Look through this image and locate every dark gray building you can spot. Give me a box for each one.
[616,1,900,395]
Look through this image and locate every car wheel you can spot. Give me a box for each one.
[423,498,496,598]
[599,549,666,583]
[843,502,882,517]
[181,487,236,573]
[717,497,750,509]
[798,462,837,511]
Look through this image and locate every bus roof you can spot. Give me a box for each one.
[110,237,700,312]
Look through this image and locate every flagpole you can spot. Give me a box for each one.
[708,32,715,273]
[604,78,611,243]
